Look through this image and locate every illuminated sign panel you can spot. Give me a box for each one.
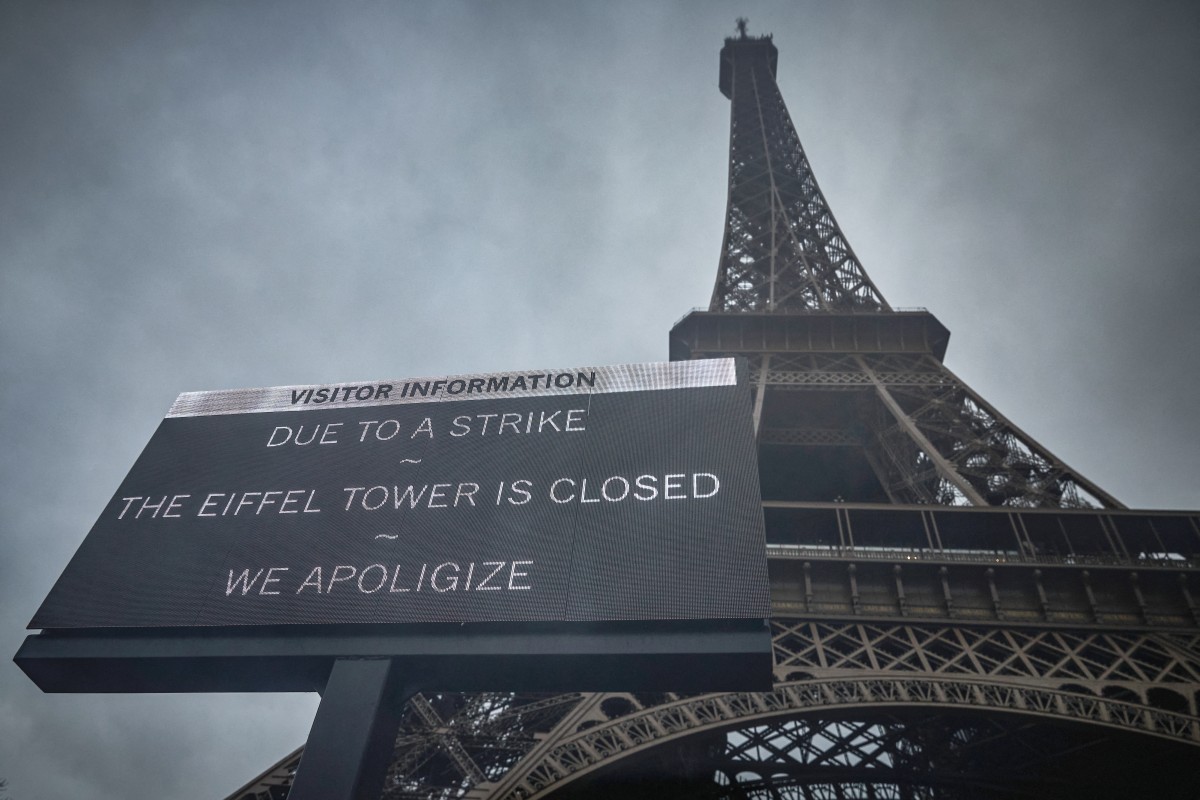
[31,359,769,630]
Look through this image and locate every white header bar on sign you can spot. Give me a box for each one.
[166,359,738,418]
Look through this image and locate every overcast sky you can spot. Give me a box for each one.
[2,2,1197,798]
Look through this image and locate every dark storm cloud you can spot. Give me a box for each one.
[2,2,1197,797]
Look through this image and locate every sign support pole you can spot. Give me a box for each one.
[289,657,414,800]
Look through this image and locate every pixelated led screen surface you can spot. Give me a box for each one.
[31,359,769,629]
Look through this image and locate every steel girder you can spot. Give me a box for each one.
[853,353,1117,509]
[694,349,1122,509]
[227,616,1200,799]
[343,618,1200,799]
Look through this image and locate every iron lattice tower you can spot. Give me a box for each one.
[231,26,1200,800]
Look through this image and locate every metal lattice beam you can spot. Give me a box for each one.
[711,33,888,313]
[453,619,1200,799]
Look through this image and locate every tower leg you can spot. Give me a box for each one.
[289,658,413,800]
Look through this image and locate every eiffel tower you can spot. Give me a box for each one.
[231,23,1200,800]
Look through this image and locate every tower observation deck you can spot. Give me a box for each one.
[229,24,1200,800]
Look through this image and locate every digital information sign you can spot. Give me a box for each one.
[30,359,769,633]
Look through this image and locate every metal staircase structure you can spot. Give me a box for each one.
[229,24,1200,800]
